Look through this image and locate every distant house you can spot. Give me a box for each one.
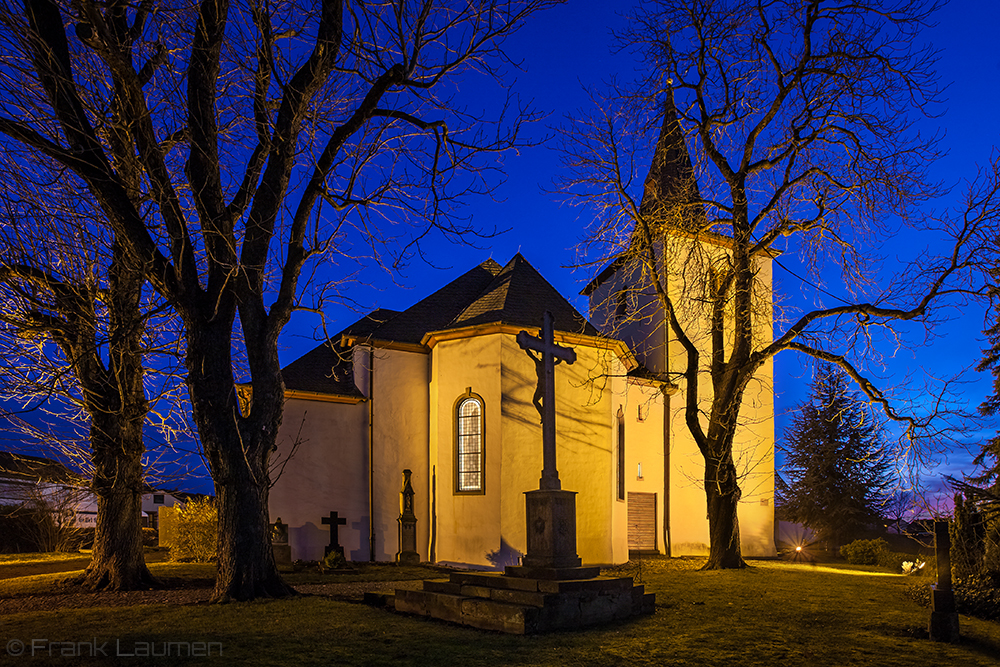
[0,451,95,525]
[0,450,194,530]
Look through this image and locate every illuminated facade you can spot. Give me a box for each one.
[268,251,776,567]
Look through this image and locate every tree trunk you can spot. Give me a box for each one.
[186,320,293,602]
[702,452,747,570]
[213,457,291,601]
[77,241,157,590]
[82,443,156,590]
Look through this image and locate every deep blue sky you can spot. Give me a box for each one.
[271,1,1000,507]
[10,2,993,504]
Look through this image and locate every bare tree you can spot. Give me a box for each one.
[0,0,557,600]
[560,0,997,568]
[0,177,168,588]
[882,490,918,534]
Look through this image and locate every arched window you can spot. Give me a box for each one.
[455,390,485,494]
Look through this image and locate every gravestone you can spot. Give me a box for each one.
[397,469,420,565]
[928,520,960,642]
[512,310,582,571]
[271,517,292,567]
[322,511,347,558]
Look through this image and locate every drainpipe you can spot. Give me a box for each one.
[428,353,437,564]
[662,303,671,557]
[368,346,376,562]
[662,390,671,557]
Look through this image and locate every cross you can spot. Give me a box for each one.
[321,511,348,557]
[516,310,576,491]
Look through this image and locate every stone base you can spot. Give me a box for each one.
[929,611,960,642]
[396,551,420,565]
[929,586,960,642]
[272,544,292,567]
[504,565,600,580]
[522,489,581,569]
[390,570,654,634]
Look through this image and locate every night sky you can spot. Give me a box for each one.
[9,2,998,505]
[270,1,1000,506]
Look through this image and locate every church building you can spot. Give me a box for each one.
[268,248,776,567]
[268,89,777,568]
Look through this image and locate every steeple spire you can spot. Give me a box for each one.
[638,85,706,232]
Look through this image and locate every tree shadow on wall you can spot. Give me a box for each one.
[486,537,523,570]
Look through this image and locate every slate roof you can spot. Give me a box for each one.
[446,254,598,336]
[281,308,398,395]
[281,254,601,395]
[355,258,503,345]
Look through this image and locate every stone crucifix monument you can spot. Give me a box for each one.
[389,309,655,632]
[514,310,582,571]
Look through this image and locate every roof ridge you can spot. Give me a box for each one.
[445,254,522,329]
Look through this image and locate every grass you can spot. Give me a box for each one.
[1,556,998,666]
[0,549,171,583]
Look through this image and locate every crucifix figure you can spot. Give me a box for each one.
[517,310,576,491]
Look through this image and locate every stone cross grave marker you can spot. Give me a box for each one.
[322,511,347,557]
[516,310,577,491]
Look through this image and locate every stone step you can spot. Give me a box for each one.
[449,571,636,595]
[423,579,463,595]
[636,592,655,615]
[393,573,655,634]
[394,588,540,634]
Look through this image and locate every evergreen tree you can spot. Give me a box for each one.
[953,440,1000,574]
[777,365,893,548]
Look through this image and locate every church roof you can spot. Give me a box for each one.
[353,258,504,345]
[282,254,603,396]
[281,308,398,396]
[353,253,598,346]
[448,254,598,336]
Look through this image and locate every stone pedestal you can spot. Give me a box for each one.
[521,489,581,569]
[928,585,960,642]
[397,517,420,565]
[397,469,420,565]
[272,543,292,567]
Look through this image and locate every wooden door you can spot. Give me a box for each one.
[628,492,656,552]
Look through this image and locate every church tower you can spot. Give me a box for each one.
[582,86,777,558]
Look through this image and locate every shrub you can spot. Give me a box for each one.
[840,538,889,565]
[170,498,217,562]
[955,572,1000,621]
[877,549,916,572]
[319,550,347,572]
[0,504,44,552]
[141,527,158,548]
[905,572,1000,622]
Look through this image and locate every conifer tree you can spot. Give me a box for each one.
[777,365,893,549]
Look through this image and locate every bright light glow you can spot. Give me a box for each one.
[760,561,901,577]
[795,546,803,552]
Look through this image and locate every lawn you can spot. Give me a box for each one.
[1,556,998,666]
